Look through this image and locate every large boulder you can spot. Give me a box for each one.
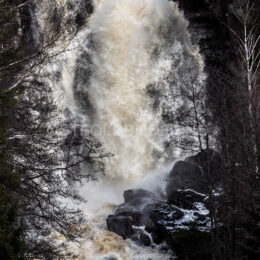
[166,150,222,203]
[106,188,211,244]
[106,189,160,243]
[106,215,134,239]
[167,160,207,194]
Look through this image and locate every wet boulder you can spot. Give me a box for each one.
[185,149,222,184]
[107,215,134,239]
[166,150,222,203]
[106,189,160,241]
[114,206,142,226]
[166,160,207,196]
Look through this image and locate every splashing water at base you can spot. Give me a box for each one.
[64,171,174,260]
[62,165,175,260]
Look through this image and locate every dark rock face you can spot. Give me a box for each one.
[167,160,207,194]
[66,0,94,28]
[185,150,223,184]
[166,150,222,203]
[19,2,42,55]
[106,151,222,256]
[175,0,259,122]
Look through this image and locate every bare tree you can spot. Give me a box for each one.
[0,1,110,259]
[228,0,260,174]
[213,1,260,258]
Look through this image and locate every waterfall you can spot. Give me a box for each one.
[73,0,204,182]
[36,0,205,258]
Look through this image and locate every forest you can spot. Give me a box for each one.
[0,0,259,259]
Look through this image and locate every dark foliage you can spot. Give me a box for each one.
[0,0,105,259]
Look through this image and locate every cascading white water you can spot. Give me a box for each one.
[37,0,205,258]
[74,0,204,182]
[87,0,172,181]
